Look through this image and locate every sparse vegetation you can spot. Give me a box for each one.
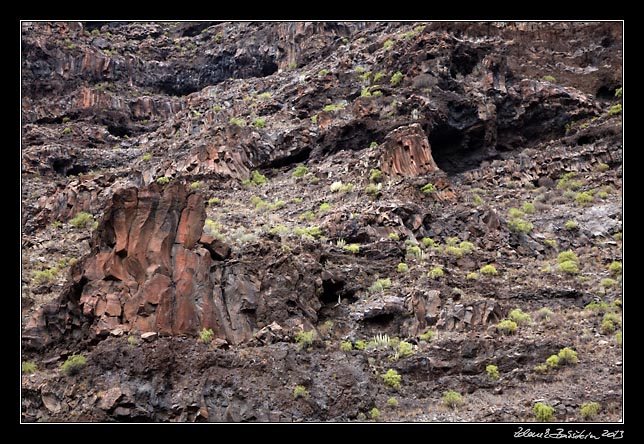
[508,308,532,326]
[557,347,578,365]
[466,272,478,280]
[322,102,346,112]
[507,217,533,233]
[70,212,94,229]
[369,407,381,420]
[580,402,601,420]
[533,402,555,421]
[565,220,579,230]
[607,104,622,116]
[343,243,360,254]
[156,176,171,185]
[496,320,517,335]
[421,183,436,194]
[22,361,37,374]
[558,260,579,274]
[295,330,316,351]
[292,165,309,178]
[609,261,622,276]
[369,278,392,293]
[200,328,214,344]
[397,263,409,273]
[419,329,435,341]
[189,180,202,190]
[480,264,498,276]
[293,385,310,399]
[536,307,554,322]
[381,369,402,388]
[421,237,437,248]
[383,39,394,50]
[61,354,87,375]
[341,340,353,351]
[428,266,444,279]
[542,75,556,83]
[442,391,464,409]
[229,117,246,126]
[388,232,400,241]
[486,365,500,380]
[575,191,594,205]
[252,118,266,128]
[387,397,399,408]
[354,340,368,351]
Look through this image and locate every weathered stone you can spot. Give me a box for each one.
[198,234,231,260]
[380,123,439,178]
[97,387,123,411]
[141,332,158,342]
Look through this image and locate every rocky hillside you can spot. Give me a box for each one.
[21,21,623,423]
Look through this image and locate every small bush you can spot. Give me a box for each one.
[533,402,555,421]
[607,104,622,116]
[558,260,579,274]
[293,385,309,399]
[395,341,414,359]
[508,208,524,218]
[445,245,464,258]
[318,202,332,212]
[33,268,57,284]
[381,369,402,388]
[601,278,617,288]
[534,364,548,374]
[522,202,536,214]
[369,278,392,293]
[292,165,309,178]
[61,354,87,375]
[329,181,344,192]
[141,152,152,161]
[387,397,399,408]
[299,210,316,221]
[22,361,37,374]
[252,118,266,128]
[229,117,246,126]
[189,180,202,190]
[421,237,437,248]
[580,402,601,420]
[397,263,409,273]
[596,162,610,171]
[388,232,400,241]
[343,244,360,254]
[318,69,329,77]
[556,172,578,189]
[575,191,594,206]
[614,331,622,346]
[546,355,560,368]
[442,391,464,409]
[200,328,214,344]
[459,241,475,253]
[497,320,517,335]
[486,364,500,380]
[383,39,394,50]
[322,103,346,112]
[207,197,220,206]
[421,183,436,194]
[70,212,94,229]
[293,226,322,239]
[557,347,578,365]
[601,319,615,334]
[565,220,579,230]
[428,266,444,279]
[480,264,498,276]
[62,127,72,135]
[295,330,316,351]
[369,407,381,420]
[466,272,478,280]
[340,340,353,351]
[156,176,171,185]
[354,340,368,350]
[608,261,622,276]
[542,75,556,83]
[508,308,532,326]
[615,87,622,98]
[557,250,578,264]
[390,71,403,86]
[419,329,435,341]
[508,218,533,233]
[250,170,267,186]
[536,307,554,322]
[365,183,381,196]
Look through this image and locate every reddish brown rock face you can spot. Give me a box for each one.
[380,123,439,178]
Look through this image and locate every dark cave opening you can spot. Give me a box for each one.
[428,124,486,174]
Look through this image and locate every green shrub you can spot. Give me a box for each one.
[340,340,353,351]
[156,176,171,185]
[365,183,381,196]
[207,197,220,206]
[354,340,368,350]
[508,308,532,326]
[428,266,444,279]
[61,354,87,375]
[369,407,381,420]
[127,335,138,348]
[508,208,524,218]
[558,260,579,274]
[299,210,316,221]
[466,272,478,280]
[311,114,318,124]
[250,170,267,186]
[486,364,500,380]
[601,319,615,334]
[614,87,622,98]
[329,181,344,192]
[394,341,414,359]
[565,220,579,230]
[536,307,554,322]
[318,69,329,77]
[383,39,394,50]
[200,328,214,344]
[614,331,622,346]
[421,237,436,248]
[542,75,556,83]
[70,212,94,229]
[596,162,610,171]
[381,369,401,388]
[442,391,464,409]
[318,202,332,213]
[397,263,409,273]
[556,172,578,189]
[62,127,72,136]
[445,245,464,258]
[607,104,622,116]
[388,232,400,241]
[546,355,560,368]
[533,402,555,421]
[580,402,601,420]
[369,168,383,183]
[293,226,322,239]
[141,152,152,162]
[419,329,435,341]
[601,278,617,288]
[534,364,548,374]
[557,347,578,365]
[229,117,246,126]
[390,71,403,86]
[292,165,309,178]
[295,330,316,351]
[387,397,399,408]
[421,183,436,194]
[293,385,309,399]
[189,180,202,190]
[33,268,58,284]
[507,218,533,233]
[322,103,346,112]
[608,261,622,276]
[575,191,594,205]
[369,278,392,293]
[557,251,578,264]
[480,264,498,276]
[252,118,266,128]
[343,244,360,254]
[522,202,536,214]
[496,320,517,335]
[22,361,37,374]
[459,241,475,253]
